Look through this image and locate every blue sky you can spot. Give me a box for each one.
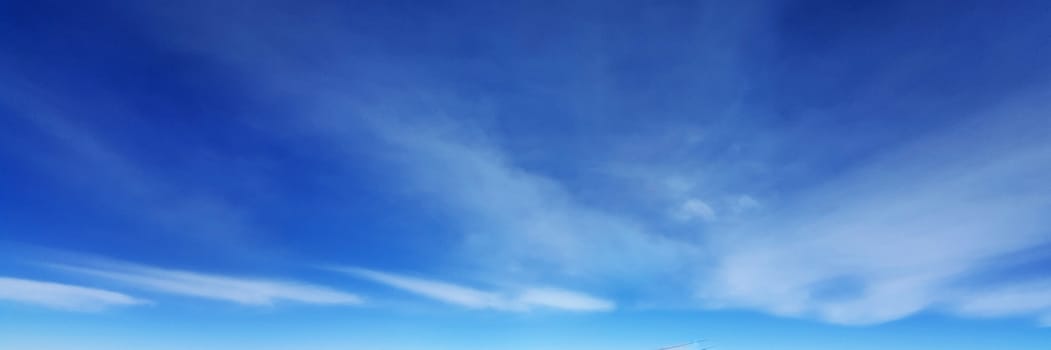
[1,0,1050,349]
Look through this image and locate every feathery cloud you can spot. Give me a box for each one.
[77,0,1051,326]
[674,199,716,222]
[50,261,361,306]
[0,276,146,311]
[334,267,613,312]
[952,280,1051,319]
[697,96,1051,325]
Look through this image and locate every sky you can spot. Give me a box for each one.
[1,0,1050,349]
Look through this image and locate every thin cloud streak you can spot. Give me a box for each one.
[952,280,1051,320]
[49,261,361,306]
[0,276,147,311]
[333,267,614,312]
[0,82,255,246]
[340,267,505,309]
[517,287,616,312]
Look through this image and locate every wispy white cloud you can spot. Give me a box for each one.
[357,115,696,285]
[728,195,760,214]
[92,0,711,310]
[313,94,1051,324]
[334,267,613,312]
[952,280,1051,319]
[301,90,1051,325]
[338,267,505,309]
[0,276,146,311]
[697,95,1051,325]
[516,287,616,312]
[674,198,716,222]
[92,1,1051,326]
[0,81,255,246]
[50,261,361,306]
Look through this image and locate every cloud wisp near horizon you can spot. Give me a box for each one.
[332,266,615,312]
[2,1,1051,349]
[0,276,147,312]
[40,258,363,307]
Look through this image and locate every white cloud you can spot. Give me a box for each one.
[952,281,1051,319]
[696,96,1051,325]
[729,195,760,213]
[0,84,254,246]
[50,261,361,306]
[338,115,694,283]
[337,267,505,309]
[319,97,1051,324]
[334,267,613,312]
[675,199,716,222]
[305,91,1051,325]
[99,4,1051,325]
[0,276,146,311]
[516,287,615,312]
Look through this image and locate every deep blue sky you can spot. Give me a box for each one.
[1,1,1050,349]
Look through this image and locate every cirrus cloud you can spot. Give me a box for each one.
[333,267,614,312]
[0,276,147,311]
